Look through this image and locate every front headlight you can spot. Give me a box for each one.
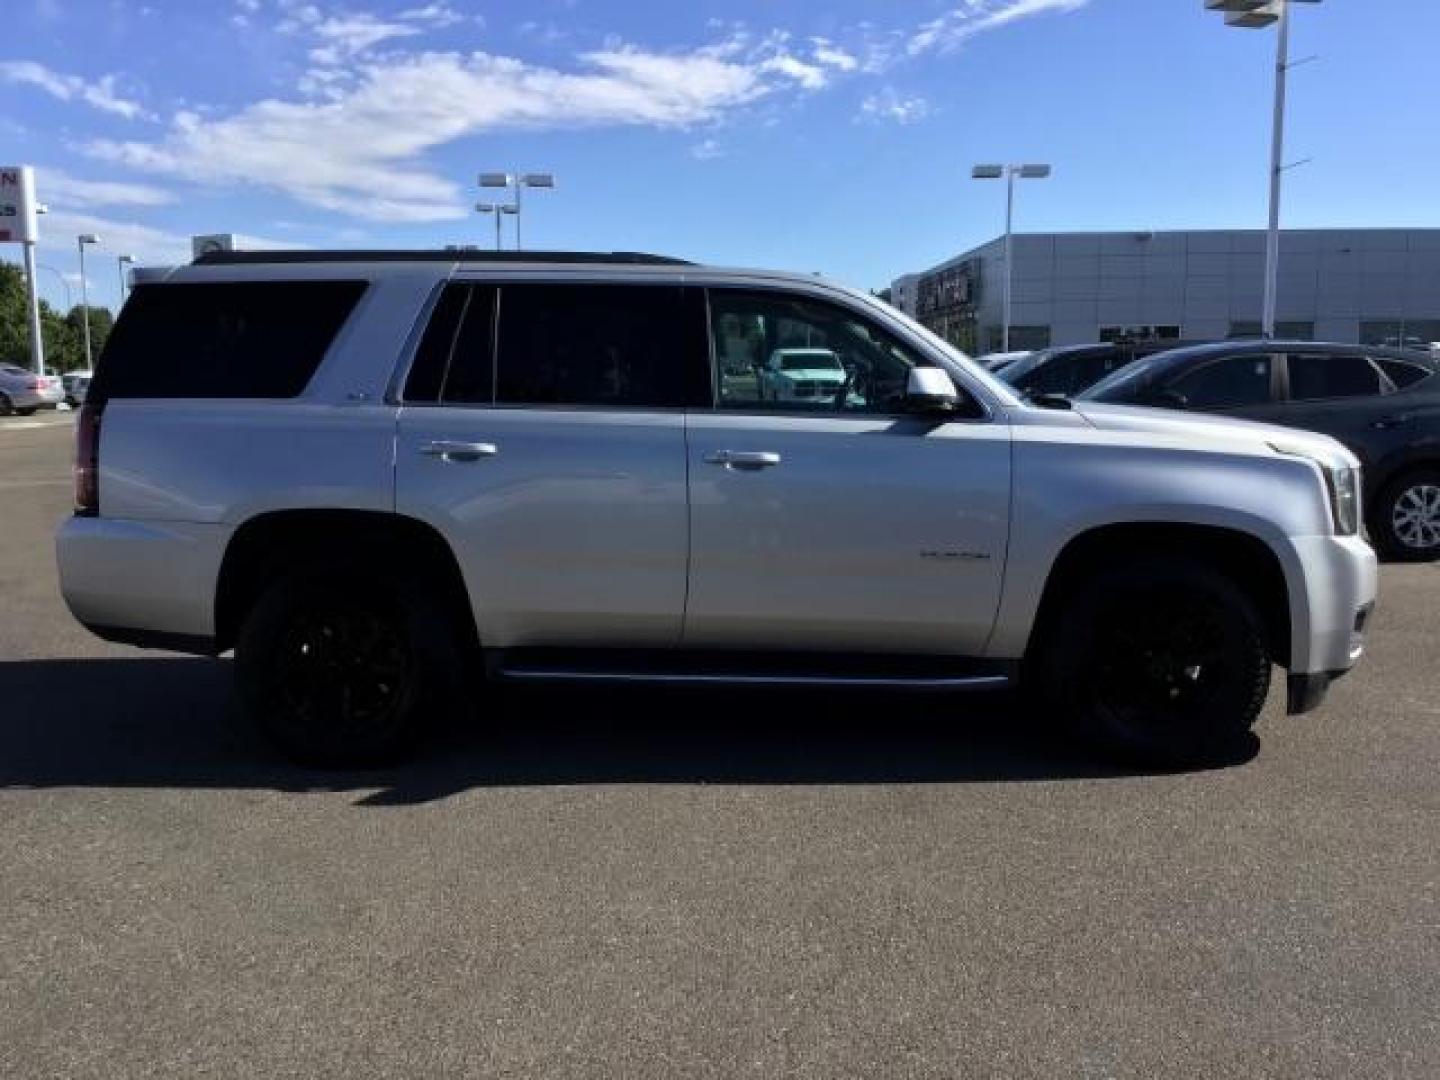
[1326,464,1361,536]
[1271,441,1361,536]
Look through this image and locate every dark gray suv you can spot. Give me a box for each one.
[1080,341,1440,560]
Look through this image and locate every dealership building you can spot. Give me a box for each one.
[892,228,1440,355]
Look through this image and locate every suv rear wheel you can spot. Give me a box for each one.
[235,568,462,766]
[1037,558,1270,767]
[1372,468,1440,562]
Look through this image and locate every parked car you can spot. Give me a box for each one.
[1078,340,1440,560]
[57,250,1376,769]
[999,340,1202,399]
[757,347,858,405]
[62,371,94,409]
[0,365,64,416]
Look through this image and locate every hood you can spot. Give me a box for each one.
[1071,401,1359,470]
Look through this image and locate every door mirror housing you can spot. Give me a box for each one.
[904,367,960,413]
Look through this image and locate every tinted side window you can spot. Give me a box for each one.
[1288,353,1386,401]
[710,289,925,414]
[495,285,709,408]
[403,285,498,404]
[1377,358,1433,390]
[1166,354,1274,409]
[93,281,366,399]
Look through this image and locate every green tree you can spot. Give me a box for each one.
[65,304,114,371]
[0,262,115,372]
[43,303,82,372]
[0,262,30,367]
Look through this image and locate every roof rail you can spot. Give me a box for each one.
[191,249,695,267]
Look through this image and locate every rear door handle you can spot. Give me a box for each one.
[419,440,498,462]
[704,450,782,470]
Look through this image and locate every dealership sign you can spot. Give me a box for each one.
[0,165,39,244]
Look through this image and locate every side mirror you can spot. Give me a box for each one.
[905,367,960,413]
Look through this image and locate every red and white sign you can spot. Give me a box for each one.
[0,166,39,244]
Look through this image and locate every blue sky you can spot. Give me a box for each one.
[5,0,1440,312]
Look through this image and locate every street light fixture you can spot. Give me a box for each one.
[1205,0,1323,338]
[76,233,100,370]
[116,253,134,305]
[474,202,519,251]
[478,171,556,250]
[972,163,1052,353]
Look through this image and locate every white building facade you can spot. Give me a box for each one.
[896,229,1440,355]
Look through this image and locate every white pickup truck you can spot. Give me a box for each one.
[57,250,1376,767]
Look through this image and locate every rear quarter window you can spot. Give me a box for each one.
[1377,357,1433,390]
[91,280,367,399]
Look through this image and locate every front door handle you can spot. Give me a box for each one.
[704,450,782,470]
[1372,414,1412,430]
[419,440,498,462]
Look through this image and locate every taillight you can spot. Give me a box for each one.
[30,378,45,391]
[75,402,102,516]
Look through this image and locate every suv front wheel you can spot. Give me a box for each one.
[235,568,462,766]
[1036,558,1270,768]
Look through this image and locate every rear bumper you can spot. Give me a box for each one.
[3,389,57,410]
[56,515,231,649]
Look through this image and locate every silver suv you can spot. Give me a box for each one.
[57,250,1377,767]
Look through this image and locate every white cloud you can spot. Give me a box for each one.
[38,209,304,269]
[399,3,471,28]
[908,0,1092,56]
[691,138,723,160]
[310,14,421,60]
[860,88,930,125]
[811,39,858,72]
[86,46,770,220]
[37,168,175,209]
[759,53,828,91]
[66,2,1091,225]
[0,61,152,120]
[38,210,191,266]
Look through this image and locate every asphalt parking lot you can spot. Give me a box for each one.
[0,414,1436,1078]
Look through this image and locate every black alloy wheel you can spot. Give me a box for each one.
[236,569,462,766]
[1037,559,1270,768]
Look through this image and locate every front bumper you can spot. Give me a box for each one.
[1284,534,1377,715]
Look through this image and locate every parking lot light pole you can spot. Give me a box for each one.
[76,233,100,370]
[1205,0,1322,339]
[475,202,518,250]
[972,163,1051,353]
[479,172,556,251]
[116,254,134,306]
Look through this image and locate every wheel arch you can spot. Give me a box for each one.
[213,508,477,656]
[1025,522,1295,670]
[1366,449,1440,503]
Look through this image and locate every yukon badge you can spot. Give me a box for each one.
[920,550,991,562]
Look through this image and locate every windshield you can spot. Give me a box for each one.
[995,349,1055,385]
[1076,354,1168,401]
